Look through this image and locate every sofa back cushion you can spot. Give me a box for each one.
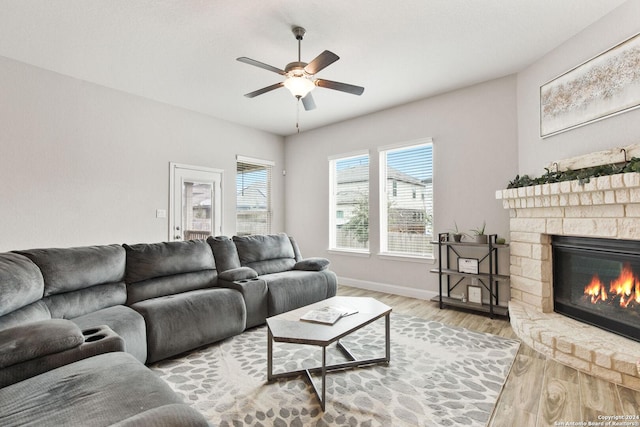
[207,236,241,273]
[124,240,217,304]
[0,253,50,331]
[0,253,44,318]
[17,245,127,320]
[233,233,296,275]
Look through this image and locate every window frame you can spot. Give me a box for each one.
[328,150,370,254]
[235,155,274,236]
[378,138,434,259]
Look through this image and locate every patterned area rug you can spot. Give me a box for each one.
[150,314,519,426]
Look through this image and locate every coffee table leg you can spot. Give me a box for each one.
[321,346,326,411]
[385,312,391,362]
[267,327,273,382]
[305,346,327,411]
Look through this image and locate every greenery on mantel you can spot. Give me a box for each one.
[507,157,640,189]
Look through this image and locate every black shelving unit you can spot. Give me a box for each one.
[430,232,509,318]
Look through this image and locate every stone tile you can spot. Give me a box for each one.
[616,189,631,203]
[591,365,623,384]
[610,173,625,189]
[555,351,591,373]
[555,337,574,354]
[613,353,640,376]
[593,349,614,369]
[596,175,611,191]
[623,172,640,188]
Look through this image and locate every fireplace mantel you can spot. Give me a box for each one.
[496,172,640,390]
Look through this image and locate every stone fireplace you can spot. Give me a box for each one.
[496,171,640,390]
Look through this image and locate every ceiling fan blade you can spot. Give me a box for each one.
[315,79,365,96]
[304,50,339,75]
[244,82,284,98]
[301,93,316,111]
[237,57,286,75]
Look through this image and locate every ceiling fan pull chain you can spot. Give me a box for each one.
[296,98,301,133]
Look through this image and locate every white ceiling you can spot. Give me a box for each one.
[0,0,628,136]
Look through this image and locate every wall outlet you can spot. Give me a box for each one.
[156,209,167,219]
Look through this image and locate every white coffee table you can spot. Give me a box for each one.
[266,296,391,410]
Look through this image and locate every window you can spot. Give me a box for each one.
[379,139,433,257]
[329,152,369,251]
[236,156,273,236]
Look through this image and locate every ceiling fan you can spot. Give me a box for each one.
[237,26,364,111]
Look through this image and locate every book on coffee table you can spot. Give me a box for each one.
[300,305,358,325]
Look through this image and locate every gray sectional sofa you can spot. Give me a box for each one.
[0,233,336,426]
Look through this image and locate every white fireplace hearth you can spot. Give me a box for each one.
[496,172,640,390]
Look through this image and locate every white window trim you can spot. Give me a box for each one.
[236,155,275,167]
[328,150,370,253]
[378,137,434,259]
[377,137,434,153]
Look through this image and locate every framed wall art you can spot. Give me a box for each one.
[457,257,479,275]
[540,32,640,138]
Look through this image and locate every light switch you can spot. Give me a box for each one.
[156,209,167,218]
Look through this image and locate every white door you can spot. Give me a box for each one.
[169,163,223,241]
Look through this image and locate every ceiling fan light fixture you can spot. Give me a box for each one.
[283,75,316,98]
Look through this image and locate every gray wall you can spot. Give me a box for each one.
[0,57,285,251]
[285,75,518,298]
[517,0,640,177]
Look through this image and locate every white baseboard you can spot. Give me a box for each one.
[338,277,438,301]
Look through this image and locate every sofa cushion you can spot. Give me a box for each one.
[0,252,44,317]
[0,319,84,369]
[218,267,258,282]
[233,233,296,275]
[126,270,217,305]
[0,300,51,332]
[131,288,246,363]
[111,404,208,427]
[0,352,196,426]
[261,270,338,316]
[288,235,304,261]
[293,257,330,271]
[0,324,125,388]
[72,305,147,363]
[124,240,216,283]
[207,235,241,272]
[17,245,125,297]
[43,282,127,320]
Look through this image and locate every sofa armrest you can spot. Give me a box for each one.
[217,271,267,329]
[293,257,330,271]
[0,322,125,387]
[0,319,84,369]
[218,266,258,282]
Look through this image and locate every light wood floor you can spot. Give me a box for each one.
[337,285,640,427]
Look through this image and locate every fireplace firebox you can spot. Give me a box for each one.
[553,235,640,342]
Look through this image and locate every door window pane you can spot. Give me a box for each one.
[182,181,214,240]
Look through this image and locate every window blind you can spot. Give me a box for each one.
[236,157,272,236]
[380,142,433,256]
[330,154,369,251]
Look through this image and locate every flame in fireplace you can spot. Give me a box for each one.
[584,263,639,308]
[610,263,640,308]
[584,274,607,303]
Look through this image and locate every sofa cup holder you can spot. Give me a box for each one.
[82,327,109,343]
